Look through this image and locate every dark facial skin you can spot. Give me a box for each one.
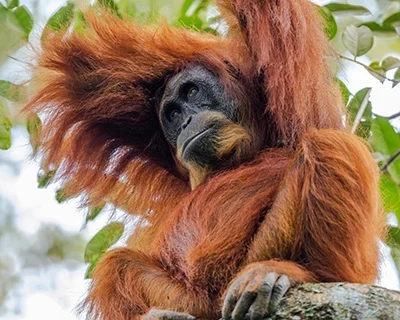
[159,65,239,168]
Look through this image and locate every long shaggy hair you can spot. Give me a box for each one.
[25,0,385,319]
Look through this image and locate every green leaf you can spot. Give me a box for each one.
[383,5,400,35]
[86,205,105,223]
[180,0,209,17]
[336,78,351,105]
[324,3,370,16]
[180,0,195,16]
[84,222,124,264]
[368,61,386,83]
[177,0,210,30]
[371,117,400,183]
[382,2,400,27]
[0,103,12,150]
[55,188,69,203]
[384,12,400,29]
[381,56,400,71]
[0,4,25,62]
[380,174,400,220]
[177,15,203,30]
[26,114,41,135]
[44,2,75,33]
[26,114,41,152]
[347,87,372,138]
[382,2,400,19]
[342,25,374,57]
[359,22,396,37]
[6,0,19,9]
[98,0,120,17]
[385,153,400,185]
[37,170,56,189]
[85,256,101,279]
[191,0,210,16]
[371,117,400,155]
[13,5,33,39]
[393,68,400,88]
[347,88,371,122]
[319,6,338,40]
[117,0,136,17]
[73,10,88,33]
[201,27,217,35]
[0,80,24,102]
[388,227,400,247]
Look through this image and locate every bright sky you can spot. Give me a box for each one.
[0,0,399,319]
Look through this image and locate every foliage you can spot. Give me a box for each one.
[84,222,124,278]
[0,0,399,276]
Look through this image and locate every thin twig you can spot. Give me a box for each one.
[6,55,34,67]
[337,53,397,83]
[381,148,400,172]
[372,111,400,121]
[351,88,372,134]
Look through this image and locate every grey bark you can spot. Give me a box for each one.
[268,283,400,320]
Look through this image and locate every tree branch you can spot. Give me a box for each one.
[268,283,400,319]
[373,111,400,121]
[337,53,397,83]
[381,148,400,172]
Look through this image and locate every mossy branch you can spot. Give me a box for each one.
[266,283,400,320]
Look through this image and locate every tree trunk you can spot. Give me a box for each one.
[268,283,400,319]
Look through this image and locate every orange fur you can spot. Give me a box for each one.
[176,111,252,189]
[25,1,385,319]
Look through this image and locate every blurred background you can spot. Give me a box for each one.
[0,0,399,319]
